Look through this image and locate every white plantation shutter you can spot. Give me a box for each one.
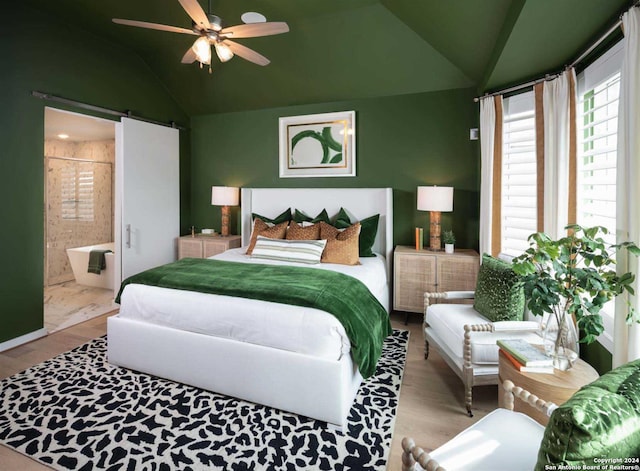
[61,164,95,221]
[576,40,623,352]
[77,169,95,221]
[577,72,620,246]
[501,91,537,257]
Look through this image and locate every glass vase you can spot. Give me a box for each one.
[542,311,579,371]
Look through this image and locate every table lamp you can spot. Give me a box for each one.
[211,186,239,236]
[417,186,454,251]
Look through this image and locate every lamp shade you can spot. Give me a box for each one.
[417,186,454,212]
[192,36,212,65]
[211,186,239,206]
[214,42,234,63]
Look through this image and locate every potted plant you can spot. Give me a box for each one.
[442,230,456,254]
[512,225,639,370]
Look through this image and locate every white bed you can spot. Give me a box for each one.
[108,187,393,429]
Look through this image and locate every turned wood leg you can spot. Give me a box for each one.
[465,383,473,417]
[424,340,430,360]
[462,324,494,418]
[463,362,474,417]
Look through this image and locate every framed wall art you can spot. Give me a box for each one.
[279,110,355,178]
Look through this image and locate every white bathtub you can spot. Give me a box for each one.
[66,242,115,290]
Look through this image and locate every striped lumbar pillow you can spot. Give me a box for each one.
[251,236,327,264]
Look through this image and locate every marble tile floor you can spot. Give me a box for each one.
[44,281,118,333]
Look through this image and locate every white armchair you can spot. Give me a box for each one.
[404,358,640,470]
[401,380,557,471]
[423,290,542,416]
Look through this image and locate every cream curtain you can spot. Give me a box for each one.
[614,6,640,367]
[541,70,577,239]
[479,96,496,256]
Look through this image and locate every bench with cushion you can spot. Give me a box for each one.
[424,253,542,415]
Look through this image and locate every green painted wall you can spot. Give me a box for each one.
[0,4,190,344]
[190,88,480,250]
[581,339,613,375]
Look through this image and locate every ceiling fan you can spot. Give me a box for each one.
[112,0,289,73]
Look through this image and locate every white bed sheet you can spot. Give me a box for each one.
[117,248,389,361]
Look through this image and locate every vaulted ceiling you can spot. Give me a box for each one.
[22,0,630,115]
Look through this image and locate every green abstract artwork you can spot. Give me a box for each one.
[279,111,355,178]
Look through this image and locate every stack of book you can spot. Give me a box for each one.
[497,339,555,374]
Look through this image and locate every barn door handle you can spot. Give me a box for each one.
[126,224,131,248]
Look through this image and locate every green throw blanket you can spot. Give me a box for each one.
[116,258,392,378]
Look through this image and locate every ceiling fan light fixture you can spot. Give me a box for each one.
[192,36,211,64]
[113,0,288,71]
[214,42,234,62]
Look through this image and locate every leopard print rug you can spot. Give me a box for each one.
[0,330,408,470]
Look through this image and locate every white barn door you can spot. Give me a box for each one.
[115,118,179,285]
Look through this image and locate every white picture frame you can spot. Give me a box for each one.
[279,110,356,178]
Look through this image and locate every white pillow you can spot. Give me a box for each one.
[251,236,327,265]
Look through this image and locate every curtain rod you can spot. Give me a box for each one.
[567,20,622,69]
[474,1,638,103]
[31,91,186,130]
[473,75,558,103]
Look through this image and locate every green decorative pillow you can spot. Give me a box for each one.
[535,359,640,470]
[334,208,352,229]
[293,209,331,224]
[251,208,291,225]
[473,254,524,321]
[332,208,379,257]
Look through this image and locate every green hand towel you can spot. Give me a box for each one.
[88,249,112,274]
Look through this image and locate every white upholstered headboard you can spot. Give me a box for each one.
[241,188,393,278]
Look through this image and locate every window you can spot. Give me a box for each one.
[576,40,623,352]
[577,75,620,247]
[61,164,95,222]
[501,91,537,257]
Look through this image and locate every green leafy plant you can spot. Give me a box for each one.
[512,225,640,344]
[442,230,456,245]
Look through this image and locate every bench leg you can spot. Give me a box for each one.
[464,366,474,417]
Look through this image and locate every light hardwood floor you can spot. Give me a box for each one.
[0,311,498,470]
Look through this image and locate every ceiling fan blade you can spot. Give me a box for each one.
[221,22,289,39]
[224,40,270,66]
[113,18,197,35]
[177,0,211,30]
[181,47,198,64]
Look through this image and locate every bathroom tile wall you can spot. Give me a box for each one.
[45,139,114,285]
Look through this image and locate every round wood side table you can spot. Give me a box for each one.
[497,351,599,425]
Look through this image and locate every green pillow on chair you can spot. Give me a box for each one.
[535,359,640,469]
[473,254,525,322]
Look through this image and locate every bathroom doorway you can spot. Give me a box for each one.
[44,107,118,333]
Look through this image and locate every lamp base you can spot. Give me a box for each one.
[221,205,231,237]
[429,210,442,251]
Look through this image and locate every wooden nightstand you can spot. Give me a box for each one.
[178,234,242,259]
[393,246,479,313]
[498,350,599,425]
